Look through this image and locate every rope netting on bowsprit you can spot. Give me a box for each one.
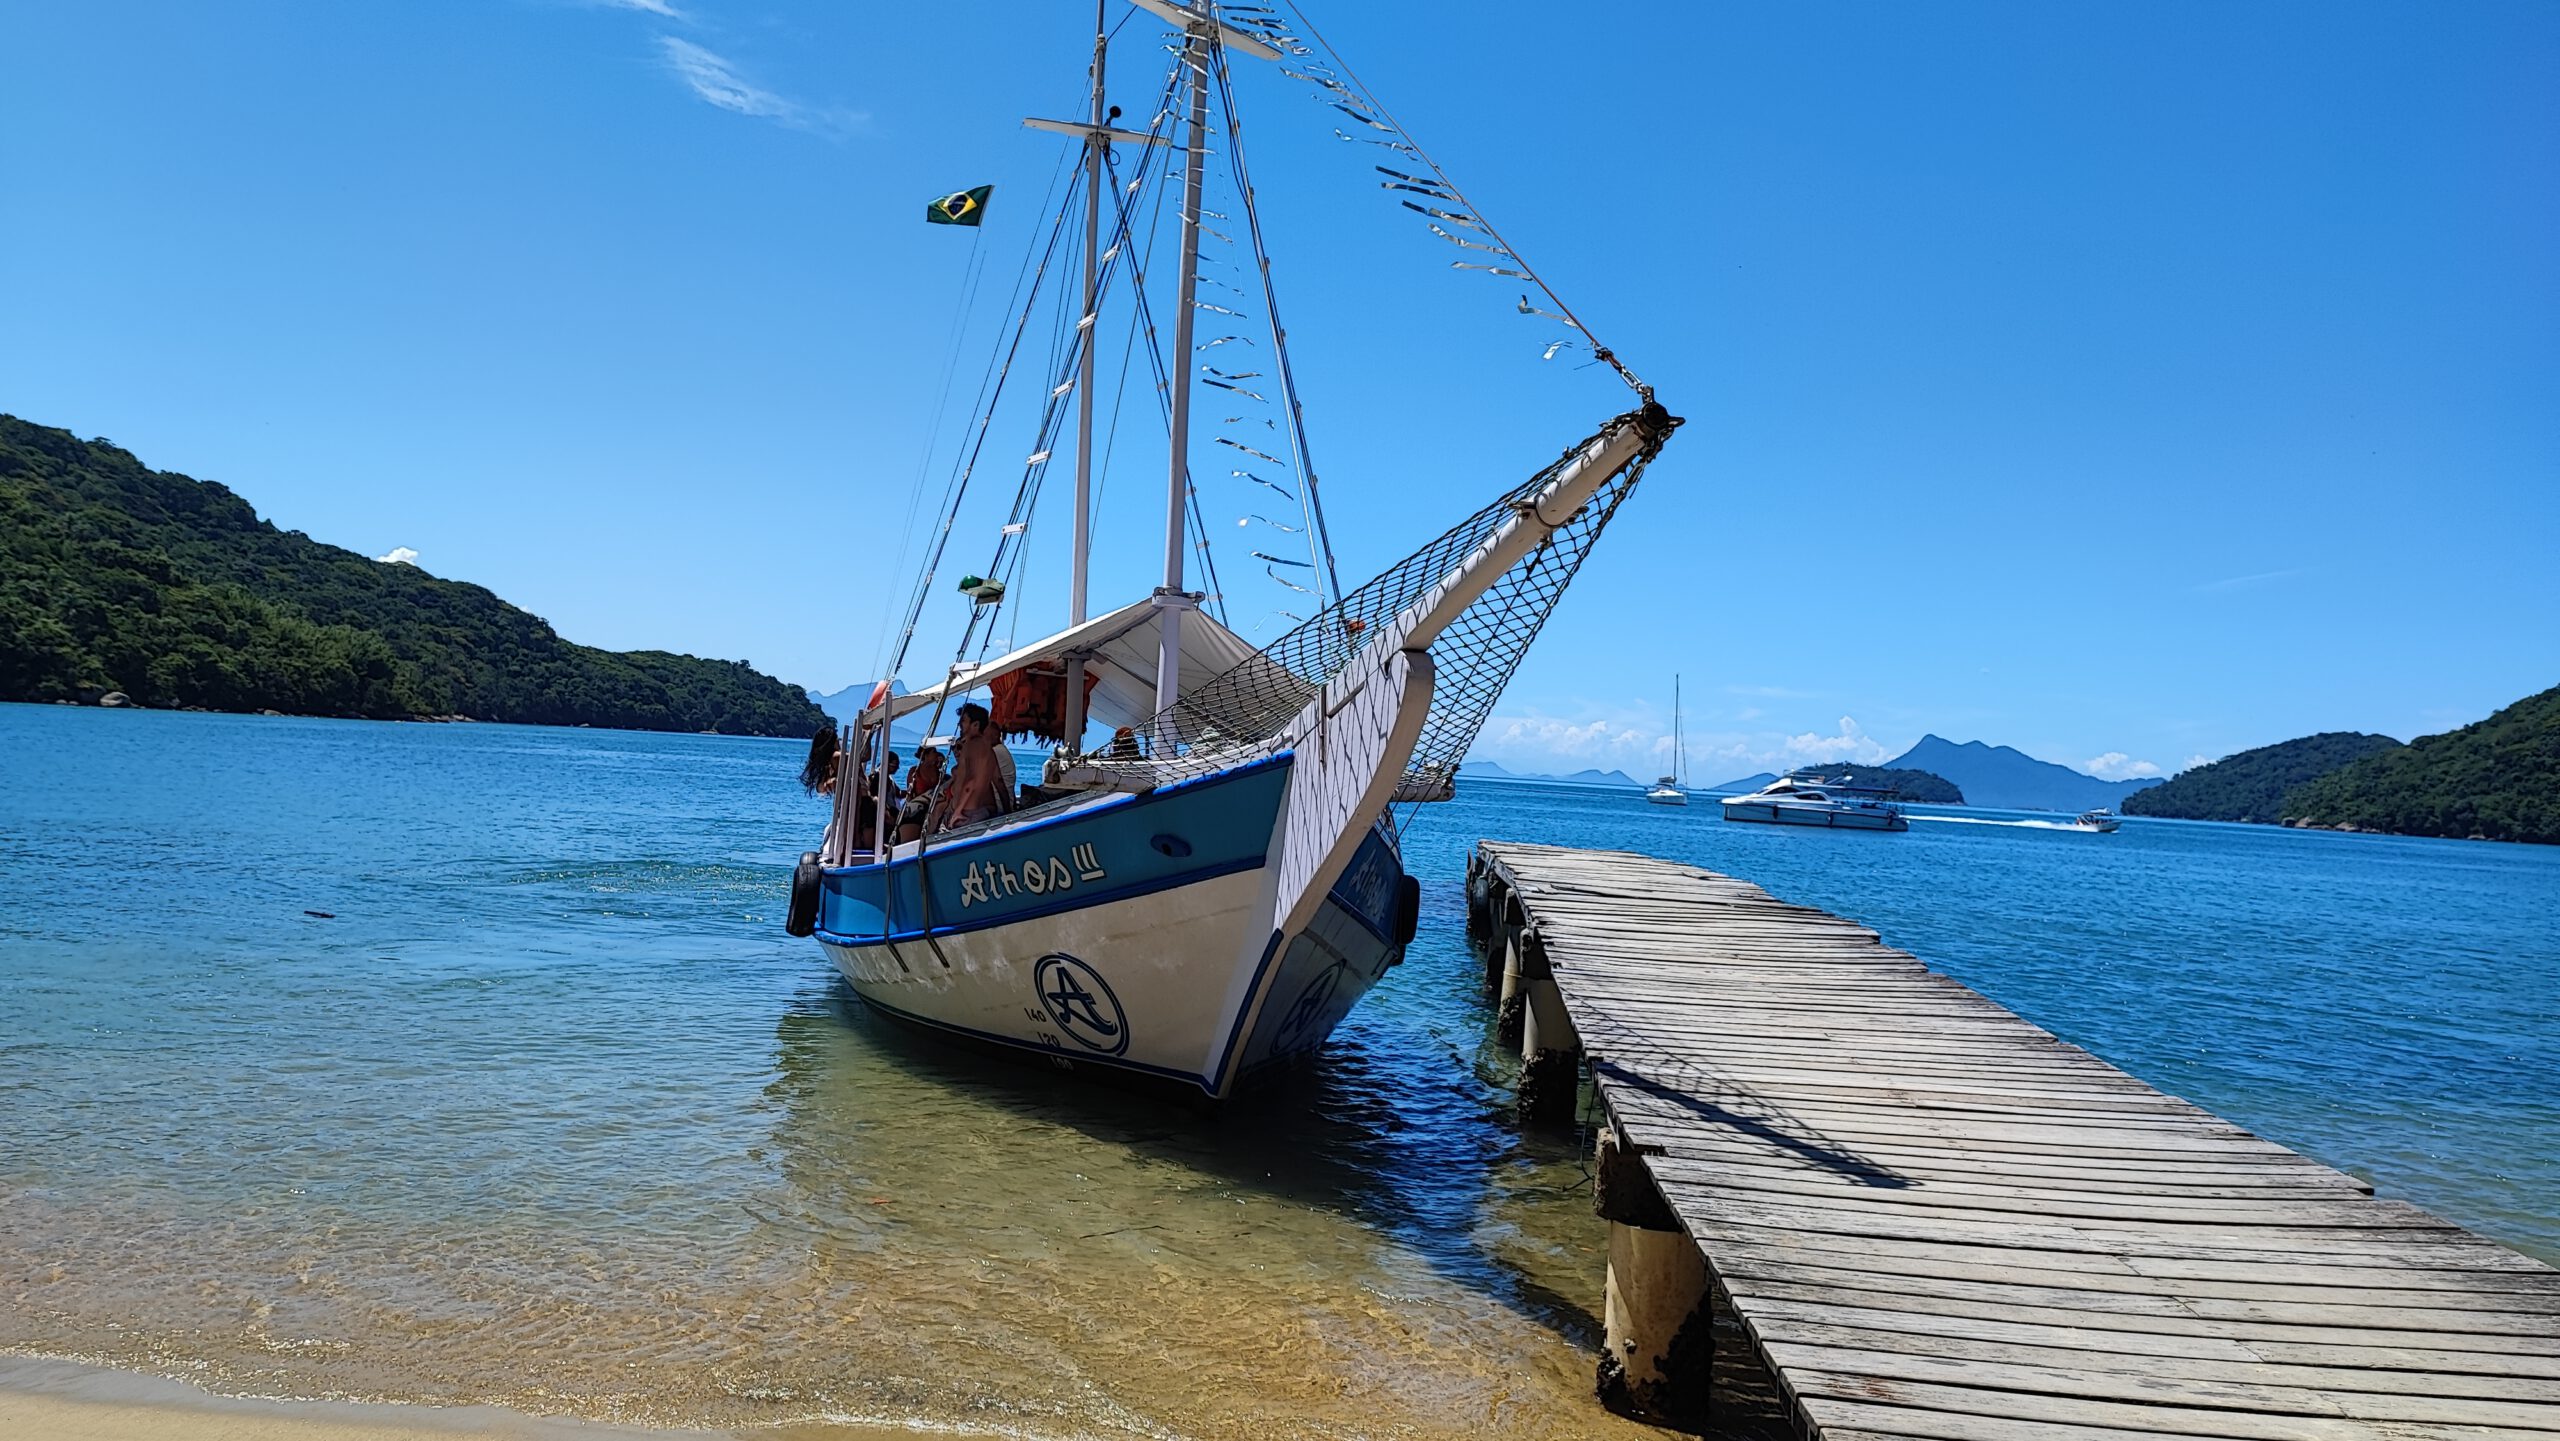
[1082,406,1669,806]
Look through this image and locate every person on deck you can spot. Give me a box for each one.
[896,746,946,844]
[800,727,839,796]
[932,703,1014,832]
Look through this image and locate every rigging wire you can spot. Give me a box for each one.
[1208,36,1341,611]
[1270,0,1652,401]
[882,160,1084,696]
[866,235,989,687]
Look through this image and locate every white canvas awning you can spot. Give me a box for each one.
[864,597,1279,738]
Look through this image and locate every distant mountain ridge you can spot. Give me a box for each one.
[1884,735,2162,811]
[0,417,828,736]
[1459,759,1644,788]
[2123,732,2402,824]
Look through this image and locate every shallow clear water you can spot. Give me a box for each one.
[1,705,2554,1437]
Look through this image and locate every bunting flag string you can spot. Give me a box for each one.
[1264,0,1655,399]
[1216,437,1286,466]
[1251,551,1312,566]
[1517,293,1582,328]
[1237,512,1302,533]
[1428,223,1510,256]
[1400,200,1486,229]
[1264,566,1320,596]
[1332,128,1419,154]
[1197,334,1254,350]
[1201,367,1263,379]
[1541,339,1581,361]
[1232,469,1296,498]
[1202,378,1267,400]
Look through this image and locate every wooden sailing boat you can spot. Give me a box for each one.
[786,0,1678,1100]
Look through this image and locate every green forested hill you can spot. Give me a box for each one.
[0,416,828,736]
[2283,687,2559,845]
[1808,767,1965,804]
[2122,731,2402,823]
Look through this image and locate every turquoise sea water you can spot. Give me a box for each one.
[1,704,2554,1437]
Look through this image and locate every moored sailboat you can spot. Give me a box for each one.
[1645,675,1689,805]
[785,1,1679,1101]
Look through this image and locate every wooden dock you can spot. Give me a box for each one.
[1464,840,2560,1440]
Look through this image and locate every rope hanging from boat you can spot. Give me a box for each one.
[1083,402,1676,798]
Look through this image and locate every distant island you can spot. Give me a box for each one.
[1458,760,1644,788]
[1884,735,2163,812]
[0,417,828,736]
[2122,732,2403,824]
[1796,767,1964,804]
[2284,686,2556,845]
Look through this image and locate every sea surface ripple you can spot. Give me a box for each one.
[1,705,2553,1437]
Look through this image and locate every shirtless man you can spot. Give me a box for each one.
[930,703,1012,833]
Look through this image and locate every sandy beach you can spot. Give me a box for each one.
[0,1358,936,1441]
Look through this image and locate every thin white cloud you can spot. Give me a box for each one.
[2084,752,2164,780]
[1476,708,1891,781]
[2192,568,2302,594]
[376,546,419,566]
[594,0,685,17]
[2182,753,2215,774]
[656,36,862,136]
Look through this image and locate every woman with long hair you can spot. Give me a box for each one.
[800,726,839,796]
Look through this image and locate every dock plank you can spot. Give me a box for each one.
[1471,840,2560,1438]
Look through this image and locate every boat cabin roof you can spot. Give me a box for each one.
[861,596,1293,739]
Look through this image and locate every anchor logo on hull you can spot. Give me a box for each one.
[1033,953,1131,1056]
[1271,960,1349,1057]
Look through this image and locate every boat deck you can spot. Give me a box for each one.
[1469,839,2560,1440]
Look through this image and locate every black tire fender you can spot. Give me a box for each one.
[1391,874,1421,948]
[786,851,823,938]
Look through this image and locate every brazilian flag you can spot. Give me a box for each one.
[926,184,993,227]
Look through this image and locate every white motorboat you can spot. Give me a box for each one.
[1719,772,1908,831]
[1645,675,1689,805]
[2076,808,2122,832]
[782,1,1681,1103]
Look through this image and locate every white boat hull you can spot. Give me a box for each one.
[1645,787,1688,806]
[1719,798,1907,831]
[815,749,1417,1100]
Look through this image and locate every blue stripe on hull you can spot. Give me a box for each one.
[816,755,1292,944]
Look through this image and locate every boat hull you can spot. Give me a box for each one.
[813,754,1409,1098]
[1719,799,1907,831]
[1644,788,1688,806]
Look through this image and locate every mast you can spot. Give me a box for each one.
[1153,24,1209,754]
[1064,1,1107,752]
[1023,4,1203,753]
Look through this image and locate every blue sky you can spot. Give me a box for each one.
[6,1,2554,782]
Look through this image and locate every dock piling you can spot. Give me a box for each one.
[1516,950,1581,1122]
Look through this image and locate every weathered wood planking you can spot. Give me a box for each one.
[1472,840,2560,1441]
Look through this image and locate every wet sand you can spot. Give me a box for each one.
[0,1357,933,1441]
